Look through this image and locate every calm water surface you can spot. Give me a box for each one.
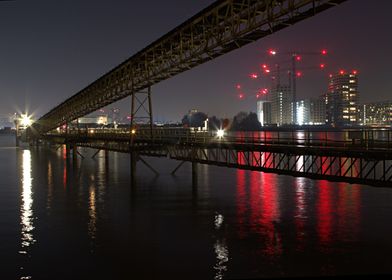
[0,134,391,279]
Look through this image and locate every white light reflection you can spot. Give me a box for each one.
[20,150,36,253]
[214,213,224,230]
[88,185,97,242]
[214,239,229,280]
[295,177,307,219]
[213,213,229,280]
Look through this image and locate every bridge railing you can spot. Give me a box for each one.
[47,127,392,149]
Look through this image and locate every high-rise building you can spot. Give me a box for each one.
[309,96,327,125]
[256,100,271,126]
[363,101,392,126]
[326,71,360,126]
[296,100,310,125]
[295,96,326,125]
[270,85,293,125]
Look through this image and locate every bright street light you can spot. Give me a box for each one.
[20,114,32,128]
[217,129,224,138]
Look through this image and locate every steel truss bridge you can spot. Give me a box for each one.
[22,0,392,188]
[31,0,347,134]
[42,128,392,187]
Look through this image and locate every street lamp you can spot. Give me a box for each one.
[20,114,32,128]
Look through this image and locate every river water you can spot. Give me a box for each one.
[0,134,391,279]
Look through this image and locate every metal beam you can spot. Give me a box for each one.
[32,0,348,134]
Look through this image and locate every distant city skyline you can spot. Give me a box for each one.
[1,0,392,123]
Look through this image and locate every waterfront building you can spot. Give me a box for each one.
[309,96,327,125]
[270,85,293,125]
[296,100,310,125]
[326,70,360,126]
[295,96,326,125]
[256,100,272,126]
[78,114,112,125]
[363,100,392,126]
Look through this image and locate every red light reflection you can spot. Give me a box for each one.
[317,180,332,246]
[236,170,247,239]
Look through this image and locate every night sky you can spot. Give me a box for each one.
[1,0,392,124]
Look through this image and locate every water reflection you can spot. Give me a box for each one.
[236,170,282,256]
[46,161,53,211]
[258,173,281,256]
[236,170,247,238]
[337,183,361,241]
[213,212,229,280]
[20,150,35,253]
[88,184,97,243]
[18,150,34,280]
[317,180,333,246]
[294,177,307,251]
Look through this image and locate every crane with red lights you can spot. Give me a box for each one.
[266,48,328,124]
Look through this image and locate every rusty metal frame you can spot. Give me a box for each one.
[168,145,392,187]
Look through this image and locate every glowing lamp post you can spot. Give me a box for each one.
[20,114,33,128]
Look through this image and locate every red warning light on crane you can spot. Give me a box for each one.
[268,49,277,56]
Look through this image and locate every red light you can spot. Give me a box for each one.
[352,70,358,75]
[329,74,333,78]
[236,84,241,89]
[256,94,260,99]
[239,93,244,99]
[320,63,325,69]
[268,49,277,56]
[296,56,301,61]
[321,49,327,55]
[296,71,302,77]
[250,73,258,79]
[265,69,270,74]
[261,64,268,69]
[339,70,345,75]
